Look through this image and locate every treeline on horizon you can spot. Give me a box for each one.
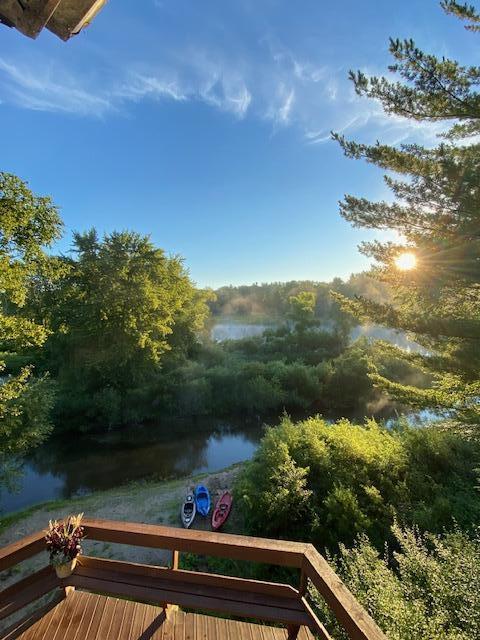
[208,274,389,324]
[1,222,416,432]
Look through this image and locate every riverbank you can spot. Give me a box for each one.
[0,464,244,591]
[1,418,262,514]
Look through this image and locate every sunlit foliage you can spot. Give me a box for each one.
[0,172,62,482]
[314,524,480,640]
[236,415,480,549]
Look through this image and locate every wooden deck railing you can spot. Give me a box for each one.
[0,518,387,640]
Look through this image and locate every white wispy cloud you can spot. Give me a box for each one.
[303,85,447,148]
[0,58,112,116]
[0,9,450,149]
[114,74,187,102]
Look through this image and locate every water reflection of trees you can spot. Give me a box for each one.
[26,417,264,499]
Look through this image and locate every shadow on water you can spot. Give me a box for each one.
[0,417,265,515]
[1,406,441,515]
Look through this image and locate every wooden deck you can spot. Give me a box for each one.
[8,591,315,640]
[0,517,388,640]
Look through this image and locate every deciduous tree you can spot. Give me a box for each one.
[0,172,62,483]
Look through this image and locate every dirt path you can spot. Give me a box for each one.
[0,465,243,592]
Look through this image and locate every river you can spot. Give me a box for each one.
[0,417,264,515]
[1,406,440,515]
[0,323,428,515]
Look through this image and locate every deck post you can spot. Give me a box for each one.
[62,584,75,598]
[299,566,308,597]
[287,565,309,640]
[286,566,308,640]
[171,549,179,571]
[165,549,180,618]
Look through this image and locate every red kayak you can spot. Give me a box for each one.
[211,491,233,531]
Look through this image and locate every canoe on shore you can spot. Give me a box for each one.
[212,491,233,531]
[195,485,211,516]
[181,492,196,528]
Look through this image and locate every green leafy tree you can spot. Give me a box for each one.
[36,229,211,427]
[331,1,480,426]
[0,172,62,483]
[288,291,317,331]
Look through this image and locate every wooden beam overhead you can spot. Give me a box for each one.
[0,0,23,28]
[46,0,108,41]
[0,0,108,40]
[17,0,62,38]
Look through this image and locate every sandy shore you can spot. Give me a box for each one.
[0,464,243,593]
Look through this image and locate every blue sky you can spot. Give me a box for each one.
[0,0,474,287]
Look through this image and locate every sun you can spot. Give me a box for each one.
[394,252,417,271]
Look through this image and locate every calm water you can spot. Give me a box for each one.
[1,407,438,515]
[0,418,264,515]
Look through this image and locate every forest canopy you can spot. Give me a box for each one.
[1,176,416,433]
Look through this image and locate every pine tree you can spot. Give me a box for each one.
[331,1,480,426]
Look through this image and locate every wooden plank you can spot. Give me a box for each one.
[0,531,45,572]
[49,593,83,640]
[91,595,117,639]
[70,563,305,613]
[304,547,387,640]
[46,0,107,40]
[184,612,195,640]
[47,593,77,640]
[142,603,166,640]
[0,566,56,605]
[119,600,136,640]
[53,591,88,640]
[0,0,23,27]
[34,594,72,640]
[1,593,317,640]
[0,572,58,621]
[83,593,108,639]
[105,597,128,640]
[82,518,308,568]
[20,598,61,640]
[17,0,61,37]
[193,613,205,640]
[67,574,311,628]
[70,593,99,640]
[77,556,298,600]
[173,608,185,640]
[162,605,174,640]
[0,592,64,640]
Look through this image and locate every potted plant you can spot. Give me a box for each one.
[45,513,85,578]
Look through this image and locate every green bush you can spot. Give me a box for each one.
[313,525,480,640]
[235,416,480,549]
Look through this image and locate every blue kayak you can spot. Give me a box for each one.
[195,484,211,516]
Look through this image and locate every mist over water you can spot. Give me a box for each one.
[211,323,273,342]
[211,320,422,352]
